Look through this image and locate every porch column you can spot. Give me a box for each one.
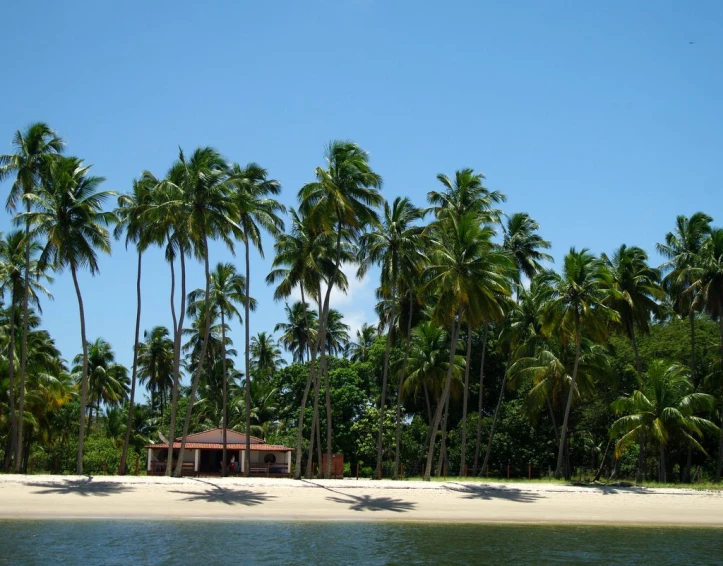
[194,449,200,472]
[287,452,291,474]
[241,449,246,473]
[147,449,152,472]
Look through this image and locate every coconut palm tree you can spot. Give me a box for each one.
[0,231,52,470]
[543,248,619,478]
[274,301,318,363]
[72,338,129,431]
[689,228,723,481]
[503,212,553,284]
[346,323,378,363]
[422,212,513,479]
[21,156,115,473]
[601,245,663,374]
[157,147,239,477]
[188,262,253,476]
[250,331,285,379]
[610,360,718,482]
[114,176,156,474]
[358,196,424,478]
[266,208,338,479]
[137,326,174,415]
[1,122,64,472]
[657,213,713,383]
[229,162,284,476]
[299,140,383,478]
[428,168,504,223]
[324,309,350,357]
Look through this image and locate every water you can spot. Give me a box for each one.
[0,521,721,565]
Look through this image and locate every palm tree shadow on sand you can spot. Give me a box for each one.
[170,478,274,506]
[28,478,134,497]
[301,480,416,513]
[445,482,543,503]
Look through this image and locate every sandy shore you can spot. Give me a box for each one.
[1,475,721,526]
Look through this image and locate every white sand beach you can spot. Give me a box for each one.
[1,475,721,526]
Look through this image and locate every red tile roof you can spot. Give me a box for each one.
[146,442,292,451]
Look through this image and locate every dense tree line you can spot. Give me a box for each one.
[1,123,721,483]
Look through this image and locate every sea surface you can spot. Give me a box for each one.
[0,521,721,565]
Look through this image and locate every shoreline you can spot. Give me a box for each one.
[2,475,722,526]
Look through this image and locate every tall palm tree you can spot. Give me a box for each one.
[187,262,252,476]
[503,212,553,285]
[346,323,377,363]
[601,245,663,374]
[230,162,284,476]
[422,212,513,480]
[114,177,156,474]
[137,326,174,415]
[657,213,712,384]
[0,231,52,470]
[358,196,424,478]
[266,208,339,478]
[299,140,383,478]
[22,156,115,473]
[1,122,64,472]
[689,228,723,481]
[543,248,619,478]
[324,309,350,357]
[610,360,717,482]
[172,148,240,477]
[274,301,318,363]
[428,168,504,223]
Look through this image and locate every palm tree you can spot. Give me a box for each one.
[689,228,723,481]
[601,245,663,374]
[611,360,717,482]
[73,338,129,430]
[543,248,619,478]
[275,301,318,363]
[1,122,64,472]
[428,168,504,223]
[188,262,252,476]
[358,196,424,478]
[503,212,553,285]
[299,140,383,478]
[657,213,712,384]
[0,231,52,470]
[137,326,174,415]
[324,309,350,356]
[347,323,377,363]
[114,177,156,474]
[22,156,115,473]
[251,331,285,379]
[422,212,513,479]
[157,147,239,477]
[230,162,284,476]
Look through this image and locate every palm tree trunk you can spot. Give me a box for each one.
[659,443,666,483]
[376,282,396,480]
[689,310,697,382]
[458,325,473,476]
[546,394,559,440]
[630,326,642,375]
[221,308,228,477]
[293,288,317,480]
[7,301,17,472]
[423,383,432,424]
[423,310,461,481]
[307,366,321,478]
[716,312,723,483]
[436,391,451,477]
[593,438,611,482]
[472,323,488,475]
[481,372,508,476]
[555,322,582,478]
[71,264,89,475]
[16,212,31,473]
[244,240,252,477]
[166,249,186,476]
[175,239,212,477]
[636,431,645,484]
[120,251,142,475]
[394,293,414,480]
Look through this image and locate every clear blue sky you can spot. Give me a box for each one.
[1,1,722,375]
